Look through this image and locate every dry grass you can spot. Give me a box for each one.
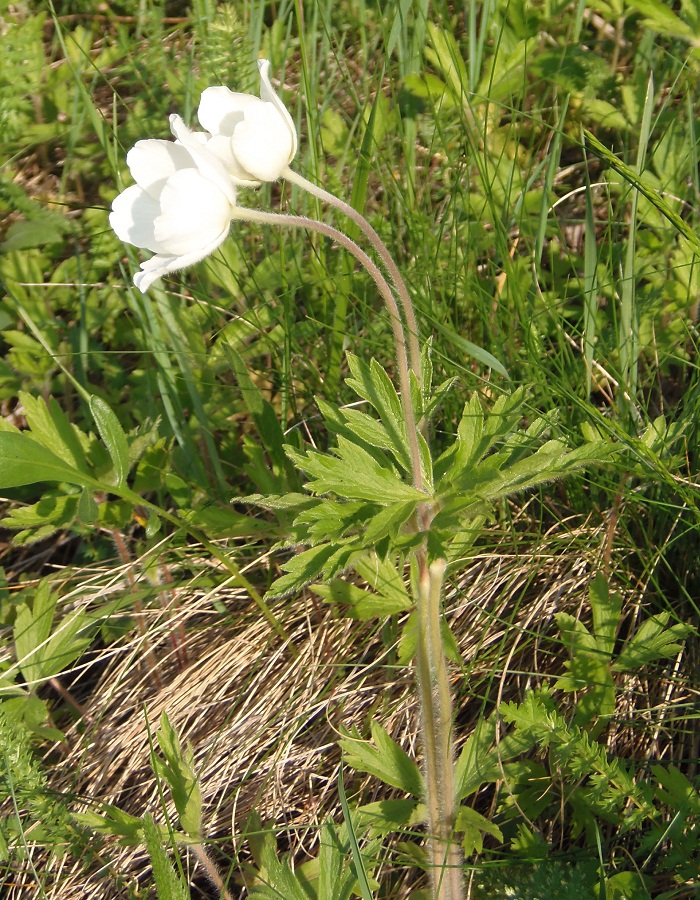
[4,514,693,898]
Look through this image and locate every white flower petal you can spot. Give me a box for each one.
[198,86,262,137]
[196,62,297,184]
[203,134,259,186]
[152,168,233,256]
[132,222,231,293]
[230,102,296,182]
[258,59,297,162]
[133,255,177,293]
[109,184,167,253]
[126,139,193,196]
[169,115,237,203]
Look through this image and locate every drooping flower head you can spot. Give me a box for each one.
[198,59,297,185]
[109,116,237,292]
[110,59,295,292]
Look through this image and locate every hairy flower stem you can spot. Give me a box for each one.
[232,206,424,491]
[416,550,463,899]
[191,843,232,900]
[281,166,422,387]
[233,205,462,898]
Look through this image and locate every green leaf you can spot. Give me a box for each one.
[603,871,654,899]
[12,581,56,686]
[556,612,598,662]
[181,504,269,539]
[286,437,426,504]
[13,579,93,687]
[455,717,499,800]
[267,543,357,598]
[613,613,693,673]
[355,798,420,836]
[555,610,617,727]
[247,823,311,900]
[585,130,700,255]
[0,431,96,489]
[1,217,69,251]
[425,22,469,106]
[19,391,89,472]
[318,398,408,472]
[313,577,412,619]
[438,388,529,486]
[345,354,411,469]
[245,492,319,515]
[0,493,79,545]
[353,552,411,612]
[362,500,417,546]
[451,394,485,473]
[294,500,372,543]
[458,441,610,506]
[628,0,694,39]
[154,712,202,840]
[454,805,503,855]
[339,720,424,798]
[429,319,509,378]
[89,396,130,488]
[72,804,146,845]
[589,573,622,659]
[224,342,294,487]
[337,769,375,900]
[317,820,356,900]
[650,764,699,810]
[143,813,189,900]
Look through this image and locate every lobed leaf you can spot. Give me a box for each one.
[340,720,424,798]
[154,712,202,841]
[286,437,426,505]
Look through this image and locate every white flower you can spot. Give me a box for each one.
[109,116,237,292]
[198,59,297,185]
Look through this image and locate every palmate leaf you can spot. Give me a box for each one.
[246,813,311,900]
[266,542,358,599]
[293,500,373,543]
[285,437,426,505]
[1,493,80,545]
[455,805,503,855]
[589,572,622,660]
[353,552,411,610]
[441,440,610,512]
[436,387,529,483]
[613,613,693,673]
[345,354,411,467]
[313,549,413,620]
[317,397,409,473]
[339,720,424,798]
[19,391,90,473]
[312,579,411,619]
[346,354,405,430]
[316,821,356,900]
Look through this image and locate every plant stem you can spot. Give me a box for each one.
[416,551,463,900]
[191,843,232,900]
[281,166,422,387]
[231,206,424,492]
[233,205,462,898]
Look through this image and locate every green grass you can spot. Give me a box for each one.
[0,1,699,897]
